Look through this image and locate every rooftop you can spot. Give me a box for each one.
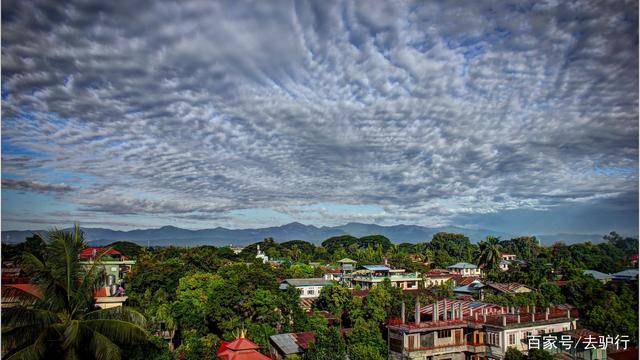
[485,282,532,293]
[612,269,639,280]
[361,265,391,271]
[337,258,357,264]
[583,270,612,280]
[447,262,478,269]
[281,278,334,287]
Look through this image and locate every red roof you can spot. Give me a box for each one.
[217,338,270,360]
[79,247,123,259]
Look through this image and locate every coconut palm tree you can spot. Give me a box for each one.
[477,236,502,272]
[2,224,149,360]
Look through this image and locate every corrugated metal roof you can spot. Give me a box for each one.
[447,262,477,269]
[281,278,334,287]
[361,265,390,271]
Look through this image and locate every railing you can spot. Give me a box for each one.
[406,341,487,352]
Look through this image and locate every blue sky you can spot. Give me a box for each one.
[1,0,638,235]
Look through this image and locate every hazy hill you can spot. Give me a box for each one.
[1,222,611,247]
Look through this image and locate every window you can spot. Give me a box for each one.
[307,289,314,295]
[437,330,452,338]
[487,332,500,346]
[509,334,516,345]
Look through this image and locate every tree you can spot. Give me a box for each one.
[429,233,476,265]
[304,327,347,360]
[315,285,353,326]
[528,348,554,360]
[477,236,502,271]
[2,224,149,360]
[504,347,524,360]
[171,273,225,335]
[346,318,386,359]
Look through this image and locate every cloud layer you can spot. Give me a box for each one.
[2,0,638,232]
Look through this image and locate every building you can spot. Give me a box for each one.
[256,245,269,263]
[269,331,316,359]
[483,283,532,295]
[453,279,485,298]
[337,258,357,287]
[501,254,516,261]
[228,245,244,254]
[447,263,482,277]
[352,265,421,291]
[582,270,613,283]
[498,260,511,272]
[543,329,608,360]
[387,299,578,360]
[79,247,136,308]
[279,278,335,298]
[611,269,639,282]
[217,336,271,360]
[424,269,454,287]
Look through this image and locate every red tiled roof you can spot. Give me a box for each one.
[79,247,122,259]
[486,282,531,293]
[426,269,451,276]
[554,280,569,287]
[217,338,270,360]
[224,338,260,351]
[454,276,480,286]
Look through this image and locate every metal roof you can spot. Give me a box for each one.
[611,269,639,280]
[269,332,315,355]
[447,262,478,269]
[582,270,612,280]
[361,265,390,271]
[281,278,334,287]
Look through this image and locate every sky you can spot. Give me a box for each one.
[1,0,638,235]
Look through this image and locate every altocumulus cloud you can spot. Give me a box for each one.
[1,0,638,231]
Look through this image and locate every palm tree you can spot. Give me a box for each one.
[2,224,149,360]
[477,236,502,272]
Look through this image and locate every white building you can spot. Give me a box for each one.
[279,278,335,298]
[447,262,482,277]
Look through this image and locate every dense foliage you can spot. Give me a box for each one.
[3,229,637,358]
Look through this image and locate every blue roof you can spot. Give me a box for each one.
[583,270,612,280]
[453,280,484,294]
[448,262,477,269]
[362,265,391,271]
[612,269,639,280]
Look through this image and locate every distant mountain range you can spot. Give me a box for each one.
[1,222,611,247]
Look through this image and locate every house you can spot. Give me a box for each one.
[501,254,516,261]
[217,337,271,360]
[543,328,609,360]
[269,331,316,359]
[337,258,357,287]
[387,299,578,360]
[611,269,639,282]
[279,278,335,298]
[228,245,244,254]
[583,270,613,283]
[447,262,481,277]
[424,269,454,287]
[351,265,421,290]
[453,279,485,297]
[499,260,511,272]
[483,282,532,295]
[269,329,351,359]
[322,267,342,281]
[79,247,135,307]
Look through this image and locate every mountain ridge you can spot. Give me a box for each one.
[1,222,614,247]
